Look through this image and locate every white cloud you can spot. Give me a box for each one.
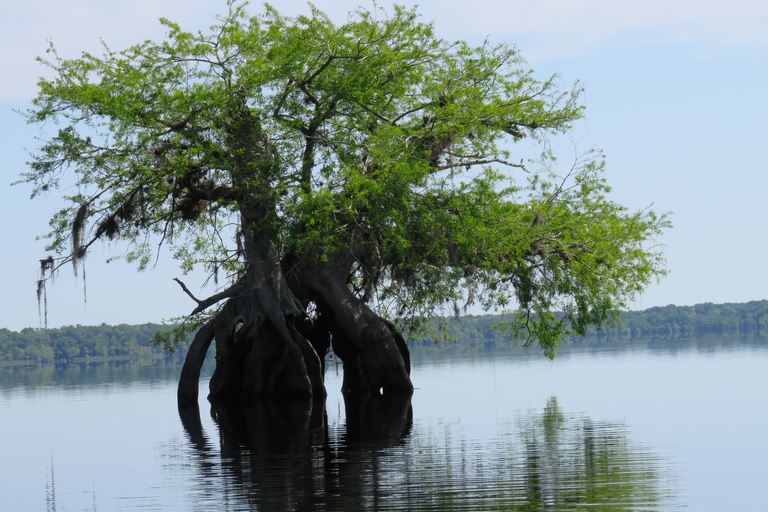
[3,0,767,100]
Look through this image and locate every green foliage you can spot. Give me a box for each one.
[19,1,668,357]
[150,313,211,353]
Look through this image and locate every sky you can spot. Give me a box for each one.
[1,0,767,331]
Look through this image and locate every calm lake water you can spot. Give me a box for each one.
[2,338,767,511]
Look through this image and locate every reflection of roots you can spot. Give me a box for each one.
[343,390,414,445]
[178,391,413,511]
[178,391,414,456]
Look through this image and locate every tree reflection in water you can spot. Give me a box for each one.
[179,395,676,511]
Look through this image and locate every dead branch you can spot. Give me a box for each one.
[438,157,530,172]
[174,277,249,315]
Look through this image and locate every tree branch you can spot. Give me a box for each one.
[437,157,530,172]
[174,278,248,315]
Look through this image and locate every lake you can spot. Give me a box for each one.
[2,338,767,511]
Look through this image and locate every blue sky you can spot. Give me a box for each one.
[1,0,767,331]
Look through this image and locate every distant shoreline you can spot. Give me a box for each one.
[2,300,767,366]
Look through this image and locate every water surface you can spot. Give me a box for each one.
[1,339,766,511]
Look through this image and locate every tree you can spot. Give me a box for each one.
[19,2,668,407]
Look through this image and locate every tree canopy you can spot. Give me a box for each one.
[19,2,668,403]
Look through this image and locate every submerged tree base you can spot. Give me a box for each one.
[177,258,413,408]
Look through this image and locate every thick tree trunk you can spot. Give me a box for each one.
[178,267,327,406]
[237,318,324,402]
[196,185,329,404]
[178,224,410,406]
[295,260,413,397]
[204,289,326,404]
[177,251,414,406]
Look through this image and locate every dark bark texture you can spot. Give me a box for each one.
[177,249,413,408]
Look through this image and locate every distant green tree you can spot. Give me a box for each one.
[20,2,668,404]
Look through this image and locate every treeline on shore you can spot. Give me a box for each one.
[2,300,767,365]
[0,323,185,366]
[411,300,768,345]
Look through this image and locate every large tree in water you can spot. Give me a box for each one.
[21,2,668,407]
